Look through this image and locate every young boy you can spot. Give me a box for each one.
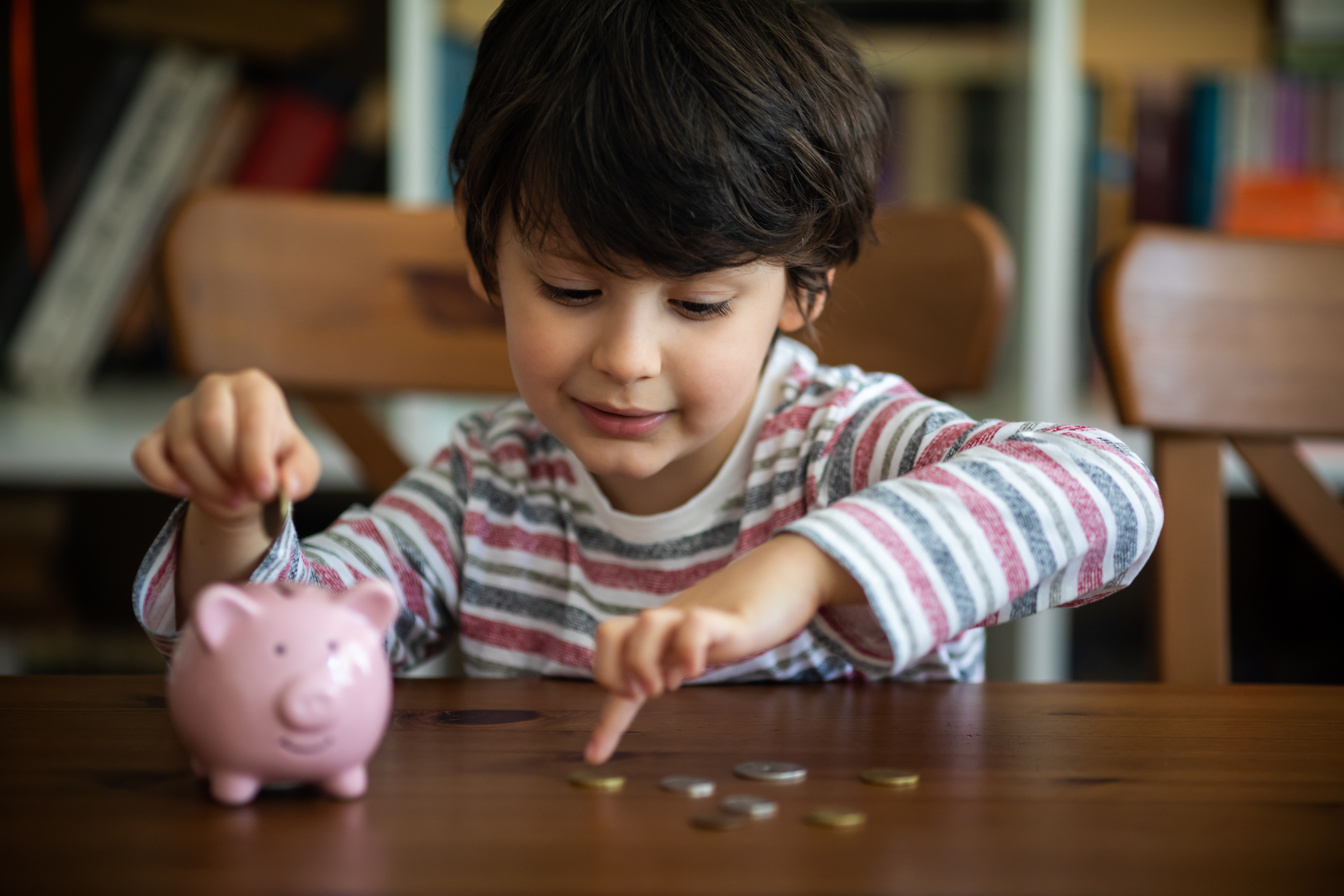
[132,0,1162,765]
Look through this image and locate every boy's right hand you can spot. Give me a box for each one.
[132,369,320,525]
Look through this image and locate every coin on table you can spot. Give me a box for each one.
[568,769,625,792]
[860,768,920,788]
[660,776,715,798]
[719,794,778,819]
[804,808,866,829]
[690,812,749,831]
[732,760,807,783]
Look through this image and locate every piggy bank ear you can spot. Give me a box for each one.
[341,580,399,636]
[191,584,261,653]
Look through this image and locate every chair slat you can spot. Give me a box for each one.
[1099,226,1344,436]
[1231,437,1344,581]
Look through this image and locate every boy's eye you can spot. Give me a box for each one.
[674,300,732,319]
[537,280,599,304]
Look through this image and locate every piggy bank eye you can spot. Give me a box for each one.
[327,640,339,653]
[273,643,287,657]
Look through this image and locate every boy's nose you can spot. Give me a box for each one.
[591,315,661,384]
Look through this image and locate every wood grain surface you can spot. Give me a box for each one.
[2,677,1341,895]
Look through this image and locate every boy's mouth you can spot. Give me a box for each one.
[575,400,668,437]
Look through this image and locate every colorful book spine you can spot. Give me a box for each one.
[233,86,346,191]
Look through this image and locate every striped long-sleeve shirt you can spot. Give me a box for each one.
[133,337,1163,681]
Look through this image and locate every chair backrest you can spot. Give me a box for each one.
[1096,224,1344,683]
[164,188,1012,490]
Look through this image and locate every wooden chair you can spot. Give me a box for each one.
[1096,224,1344,684]
[163,188,1012,493]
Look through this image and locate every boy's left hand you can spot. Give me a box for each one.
[584,533,865,764]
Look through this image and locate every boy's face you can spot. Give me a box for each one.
[482,218,816,515]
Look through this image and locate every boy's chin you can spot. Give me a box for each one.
[571,444,671,484]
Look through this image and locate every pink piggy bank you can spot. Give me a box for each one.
[168,579,398,806]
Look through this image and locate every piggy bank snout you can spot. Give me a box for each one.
[279,676,341,731]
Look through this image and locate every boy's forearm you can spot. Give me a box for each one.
[770,533,867,608]
[662,533,867,654]
[175,503,275,624]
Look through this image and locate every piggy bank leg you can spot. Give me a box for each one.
[190,756,206,777]
[322,765,368,800]
[210,771,262,806]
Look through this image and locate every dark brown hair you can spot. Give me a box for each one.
[449,0,887,318]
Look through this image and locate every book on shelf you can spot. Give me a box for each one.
[232,74,350,191]
[5,45,237,396]
[324,78,389,195]
[1131,77,1190,226]
[434,32,477,201]
[1083,69,1344,250]
[1079,63,1344,394]
[101,67,385,375]
[0,44,150,361]
[101,87,264,376]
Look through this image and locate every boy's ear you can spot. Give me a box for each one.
[777,269,834,333]
[465,259,488,302]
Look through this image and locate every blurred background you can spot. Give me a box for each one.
[1,0,1341,680]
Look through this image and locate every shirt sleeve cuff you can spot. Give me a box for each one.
[130,500,303,661]
[131,500,187,659]
[779,512,902,678]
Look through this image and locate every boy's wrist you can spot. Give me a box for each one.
[177,502,275,622]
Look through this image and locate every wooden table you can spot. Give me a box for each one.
[2,676,1341,895]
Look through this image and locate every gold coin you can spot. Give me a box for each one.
[691,812,748,831]
[568,769,625,792]
[804,808,866,829]
[262,486,290,539]
[860,768,919,788]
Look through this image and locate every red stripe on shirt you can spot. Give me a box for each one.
[836,502,951,645]
[340,518,430,620]
[381,495,459,582]
[851,392,926,490]
[459,611,594,671]
[1055,429,1162,500]
[464,512,733,594]
[735,499,807,552]
[988,440,1107,592]
[959,420,1009,452]
[906,465,1029,595]
[144,550,175,626]
[914,419,980,470]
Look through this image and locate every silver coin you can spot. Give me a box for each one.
[732,760,807,783]
[659,775,715,798]
[720,794,778,818]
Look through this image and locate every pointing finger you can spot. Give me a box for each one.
[585,693,644,765]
